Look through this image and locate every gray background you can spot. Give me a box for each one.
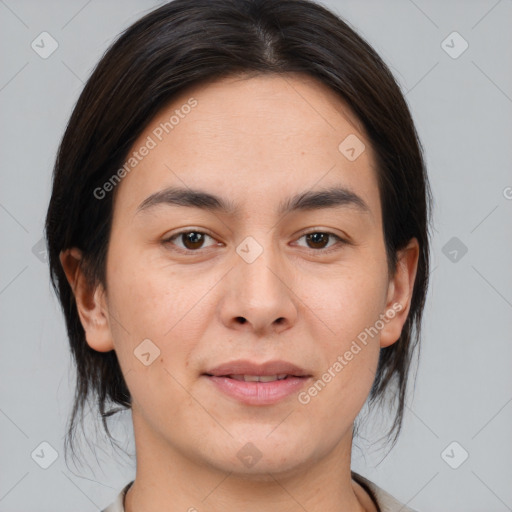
[1,0,511,510]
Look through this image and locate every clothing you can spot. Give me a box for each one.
[102,471,417,512]
[352,472,418,512]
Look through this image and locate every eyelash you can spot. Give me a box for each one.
[162,229,348,255]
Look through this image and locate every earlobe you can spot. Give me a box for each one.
[59,248,115,353]
[379,238,420,348]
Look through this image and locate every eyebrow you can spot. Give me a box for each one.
[136,185,371,218]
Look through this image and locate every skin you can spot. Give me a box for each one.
[61,73,419,512]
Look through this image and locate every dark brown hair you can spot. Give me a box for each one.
[45,0,433,465]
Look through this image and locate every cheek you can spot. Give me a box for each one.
[299,274,385,428]
[104,260,202,415]
[302,259,389,342]
[106,247,193,333]
[298,257,387,404]
[105,251,219,379]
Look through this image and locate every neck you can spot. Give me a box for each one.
[124,412,369,512]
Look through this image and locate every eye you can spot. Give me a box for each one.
[163,229,348,254]
[294,231,347,252]
[163,229,219,252]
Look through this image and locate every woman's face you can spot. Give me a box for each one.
[76,73,417,476]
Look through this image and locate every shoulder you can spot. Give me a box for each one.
[101,481,134,512]
[351,471,419,512]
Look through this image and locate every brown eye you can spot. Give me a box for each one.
[164,230,217,252]
[296,231,346,252]
[305,232,330,249]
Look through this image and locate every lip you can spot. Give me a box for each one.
[202,359,312,405]
[205,375,310,405]
[204,359,311,378]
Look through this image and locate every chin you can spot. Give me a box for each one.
[204,433,316,478]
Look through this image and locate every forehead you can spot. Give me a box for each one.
[113,72,381,225]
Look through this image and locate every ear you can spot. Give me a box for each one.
[379,238,420,348]
[59,248,115,352]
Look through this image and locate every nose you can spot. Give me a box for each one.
[218,238,298,335]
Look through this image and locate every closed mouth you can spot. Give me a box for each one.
[205,374,306,382]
